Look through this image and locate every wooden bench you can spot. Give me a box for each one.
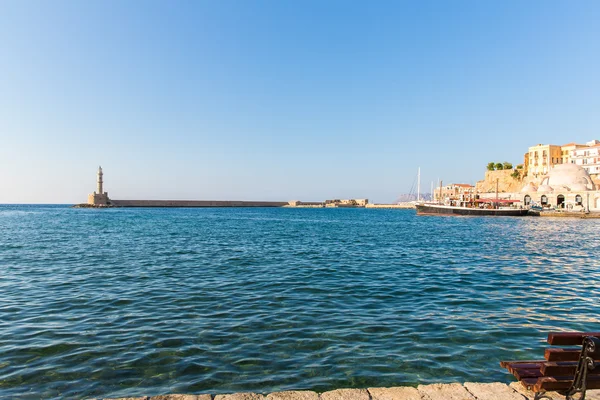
[501,332,600,400]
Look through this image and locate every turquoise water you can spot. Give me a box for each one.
[1,205,599,399]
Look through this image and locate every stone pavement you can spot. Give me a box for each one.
[102,382,600,400]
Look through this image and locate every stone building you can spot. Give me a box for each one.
[570,140,600,181]
[525,144,563,177]
[434,183,474,202]
[324,199,369,207]
[560,142,588,165]
[87,166,110,206]
[523,140,599,179]
[518,163,599,211]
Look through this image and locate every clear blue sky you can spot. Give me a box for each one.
[1,1,599,203]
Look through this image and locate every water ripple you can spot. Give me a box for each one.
[0,205,599,399]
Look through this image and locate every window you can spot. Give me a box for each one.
[575,195,583,206]
[541,195,548,205]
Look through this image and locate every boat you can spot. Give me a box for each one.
[416,178,528,216]
[416,201,529,216]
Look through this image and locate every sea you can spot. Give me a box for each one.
[0,205,599,399]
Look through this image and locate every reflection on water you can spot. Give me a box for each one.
[0,205,599,399]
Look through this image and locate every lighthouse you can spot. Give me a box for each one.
[87,166,110,206]
[97,166,104,195]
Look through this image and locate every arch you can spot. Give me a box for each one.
[524,195,531,206]
[541,195,548,205]
[596,197,600,210]
[575,194,583,206]
[557,194,565,208]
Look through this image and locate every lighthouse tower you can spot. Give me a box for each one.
[97,166,104,194]
[87,166,110,206]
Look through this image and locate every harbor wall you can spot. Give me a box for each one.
[110,200,289,207]
[365,203,415,209]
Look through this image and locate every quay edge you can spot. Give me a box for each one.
[94,383,600,400]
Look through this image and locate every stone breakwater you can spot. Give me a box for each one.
[73,200,290,208]
[99,383,600,400]
[365,203,416,209]
[110,200,290,207]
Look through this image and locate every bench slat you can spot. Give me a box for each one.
[500,360,544,369]
[547,332,600,345]
[541,362,600,376]
[545,348,582,362]
[513,367,543,380]
[502,361,543,373]
[534,375,600,392]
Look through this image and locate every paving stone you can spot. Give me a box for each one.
[509,383,600,400]
[417,383,475,400]
[320,388,370,400]
[463,382,525,400]
[586,390,600,400]
[368,386,422,400]
[215,393,265,400]
[150,395,212,400]
[508,382,562,399]
[266,391,319,400]
[103,397,149,400]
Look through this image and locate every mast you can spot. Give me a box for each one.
[439,180,443,204]
[430,181,434,202]
[495,178,499,209]
[417,167,421,202]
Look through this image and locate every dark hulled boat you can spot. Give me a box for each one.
[416,202,529,216]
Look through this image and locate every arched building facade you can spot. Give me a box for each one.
[519,164,600,211]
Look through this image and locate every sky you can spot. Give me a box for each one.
[1,1,599,203]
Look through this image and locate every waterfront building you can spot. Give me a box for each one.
[518,163,600,210]
[526,144,562,177]
[435,183,474,202]
[524,140,598,179]
[324,199,369,207]
[570,140,600,184]
[560,142,588,165]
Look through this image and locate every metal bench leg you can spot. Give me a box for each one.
[564,336,600,400]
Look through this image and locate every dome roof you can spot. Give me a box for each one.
[521,182,538,193]
[541,164,595,190]
[552,184,570,192]
[569,183,589,191]
[537,184,553,193]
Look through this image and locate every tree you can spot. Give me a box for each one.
[503,162,513,170]
[516,164,523,170]
[487,162,496,171]
[495,162,504,170]
[511,169,520,179]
